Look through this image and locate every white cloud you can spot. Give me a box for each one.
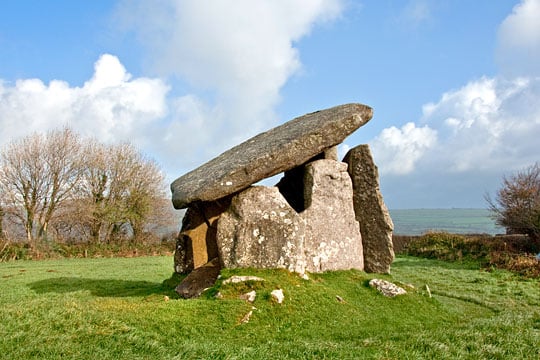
[373,0,540,182]
[0,54,169,149]
[1,2,345,184]
[497,0,540,77]
[418,0,540,175]
[116,0,344,166]
[374,74,540,180]
[421,76,540,172]
[370,122,437,175]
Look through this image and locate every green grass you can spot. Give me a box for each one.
[1,256,539,359]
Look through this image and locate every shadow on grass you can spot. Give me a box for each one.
[29,273,184,298]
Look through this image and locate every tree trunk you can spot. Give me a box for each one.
[0,206,4,240]
[25,221,34,245]
[90,218,102,244]
[131,220,143,244]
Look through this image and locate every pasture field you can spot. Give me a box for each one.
[1,256,539,359]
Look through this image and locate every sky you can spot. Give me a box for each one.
[1,0,539,209]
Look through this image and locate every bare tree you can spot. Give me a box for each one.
[1,129,170,245]
[0,133,45,242]
[486,163,540,239]
[70,142,167,243]
[69,140,111,243]
[0,128,84,243]
[39,128,85,238]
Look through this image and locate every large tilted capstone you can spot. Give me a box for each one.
[170,104,395,297]
[171,103,373,209]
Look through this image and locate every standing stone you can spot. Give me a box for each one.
[343,144,394,274]
[323,146,339,161]
[275,147,339,213]
[171,103,373,209]
[301,159,364,272]
[174,198,231,274]
[216,186,307,274]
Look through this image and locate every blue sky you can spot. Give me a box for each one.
[1,0,539,209]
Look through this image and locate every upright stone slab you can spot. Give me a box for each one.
[171,103,373,209]
[216,186,307,274]
[275,150,335,213]
[301,159,364,272]
[343,144,394,274]
[174,198,231,274]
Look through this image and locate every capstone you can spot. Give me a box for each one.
[171,103,372,209]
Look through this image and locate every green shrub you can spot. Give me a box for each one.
[0,238,175,262]
[488,251,540,278]
[0,240,30,261]
[405,232,490,261]
[403,232,540,278]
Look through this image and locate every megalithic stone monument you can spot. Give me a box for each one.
[170,103,394,297]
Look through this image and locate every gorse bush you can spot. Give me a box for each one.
[0,239,30,262]
[405,232,490,261]
[400,232,540,278]
[488,251,540,278]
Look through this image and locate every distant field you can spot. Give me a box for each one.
[390,208,505,235]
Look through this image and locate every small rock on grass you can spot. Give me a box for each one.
[222,275,265,285]
[271,289,285,304]
[369,279,407,297]
[239,290,257,303]
[240,310,253,324]
[175,258,221,299]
